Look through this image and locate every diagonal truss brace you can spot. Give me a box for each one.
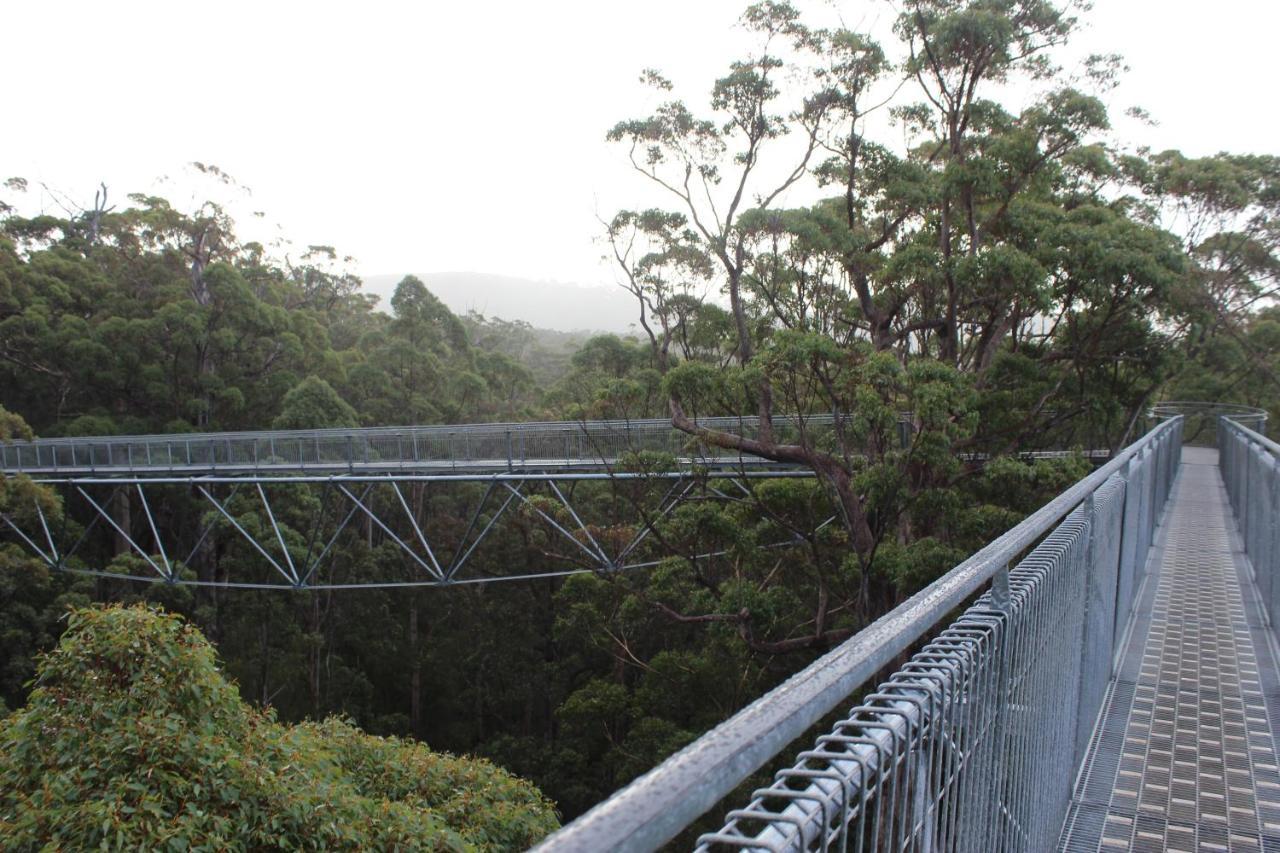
[0,510,56,566]
[502,482,614,571]
[390,482,444,577]
[0,470,839,589]
[336,485,444,581]
[198,486,297,586]
[446,482,521,581]
[77,486,171,581]
[298,483,370,587]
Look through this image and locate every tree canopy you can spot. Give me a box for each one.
[0,0,1276,844]
[0,605,558,851]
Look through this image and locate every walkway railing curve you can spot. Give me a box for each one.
[1220,417,1280,632]
[1151,401,1267,446]
[533,418,1183,852]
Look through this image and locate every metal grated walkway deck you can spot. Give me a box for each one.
[1061,447,1280,852]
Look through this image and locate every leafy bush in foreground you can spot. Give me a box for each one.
[0,605,558,851]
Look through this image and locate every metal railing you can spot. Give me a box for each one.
[1151,401,1267,446]
[533,418,1183,852]
[1220,417,1280,631]
[0,414,884,476]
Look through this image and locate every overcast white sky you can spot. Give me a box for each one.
[5,0,1277,289]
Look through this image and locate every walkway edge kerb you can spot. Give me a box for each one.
[532,419,1182,853]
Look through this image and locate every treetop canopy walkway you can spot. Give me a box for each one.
[3,405,1279,850]
[528,410,1280,852]
[0,411,1118,481]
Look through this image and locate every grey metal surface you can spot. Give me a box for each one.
[1220,419,1280,634]
[1150,402,1268,432]
[531,418,1183,853]
[1060,447,1280,852]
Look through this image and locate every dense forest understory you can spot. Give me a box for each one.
[1,0,1279,846]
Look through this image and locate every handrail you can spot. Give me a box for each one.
[1151,401,1268,430]
[0,413,884,476]
[532,417,1182,852]
[0,414,861,448]
[1221,416,1280,457]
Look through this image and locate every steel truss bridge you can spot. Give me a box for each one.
[0,413,1114,591]
[1,415,904,590]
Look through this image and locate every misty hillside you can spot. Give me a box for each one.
[361,272,639,333]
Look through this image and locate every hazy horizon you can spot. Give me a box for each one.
[361,271,640,333]
[5,0,1278,302]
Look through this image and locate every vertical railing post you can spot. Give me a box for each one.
[1135,447,1151,563]
[986,563,1014,848]
[1073,492,1101,767]
[1153,433,1166,514]
[912,739,937,853]
[1261,454,1278,628]
[1243,440,1254,566]
[1113,455,1141,663]
[1267,455,1280,629]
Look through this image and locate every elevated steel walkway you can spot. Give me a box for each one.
[0,415,844,478]
[0,414,1105,481]
[536,413,1280,852]
[1060,447,1280,851]
[0,413,1106,590]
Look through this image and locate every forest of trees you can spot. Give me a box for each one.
[1,0,1279,847]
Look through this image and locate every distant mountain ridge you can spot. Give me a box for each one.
[360,272,638,334]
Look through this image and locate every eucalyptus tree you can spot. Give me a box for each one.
[1122,151,1280,414]
[603,0,1185,636]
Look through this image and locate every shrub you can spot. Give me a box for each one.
[0,605,558,851]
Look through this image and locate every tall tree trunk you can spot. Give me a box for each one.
[308,591,322,718]
[190,228,215,428]
[112,488,131,557]
[259,616,271,706]
[409,595,422,736]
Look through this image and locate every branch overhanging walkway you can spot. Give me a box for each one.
[1061,447,1280,852]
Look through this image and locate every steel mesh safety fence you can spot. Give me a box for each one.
[1220,418,1280,633]
[532,418,1182,852]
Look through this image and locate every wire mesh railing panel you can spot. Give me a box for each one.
[1072,474,1125,769]
[1221,418,1280,633]
[691,510,1096,852]
[530,419,1181,853]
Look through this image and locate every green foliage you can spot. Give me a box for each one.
[0,605,558,851]
[0,404,32,441]
[274,376,359,430]
[0,0,1273,834]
